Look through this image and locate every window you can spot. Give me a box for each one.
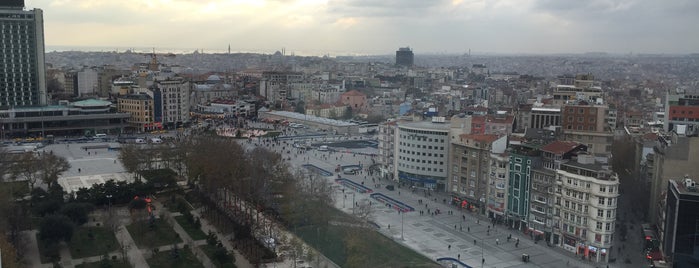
[600,186,606,193]
[606,210,612,218]
[598,197,605,205]
[596,222,602,230]
[605,222,612,231]
[597,209,604,218]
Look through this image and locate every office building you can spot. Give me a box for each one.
[0,1,47,107]
[663,178,699,267]
[395,47,414,67]
[394,119,450,191]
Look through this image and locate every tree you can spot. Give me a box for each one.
[9,152,41,190]
[59,202,95,225]
[294,101,306,114]
[119,145,144,180]
[39,152,71,188]
[39,214,75,244]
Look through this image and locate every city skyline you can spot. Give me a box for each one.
[29,0,699,56]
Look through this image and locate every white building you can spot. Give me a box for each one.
[394,119,450,191]
[554,153,619,263]
[154,78,190,127]
[77,68,99,97]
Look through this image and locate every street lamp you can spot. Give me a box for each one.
[401,210,404,240]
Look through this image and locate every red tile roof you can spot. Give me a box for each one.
[541,140,582,155]
[459,134,500,143]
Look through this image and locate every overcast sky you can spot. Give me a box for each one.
[29,0,699,55]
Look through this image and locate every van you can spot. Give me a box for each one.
[150,138,163,144]
[95,133,107,138]
[135,138,146,144]
[318,145,328,151]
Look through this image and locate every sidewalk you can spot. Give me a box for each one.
[162,210,216,268]
[115,224,150,268]
[190,208,254,268]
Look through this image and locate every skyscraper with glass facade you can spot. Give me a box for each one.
[0,0,47,108]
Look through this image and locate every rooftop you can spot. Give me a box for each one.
[541,140,582,155]
[398,120,451,130]
[71,99,112,107]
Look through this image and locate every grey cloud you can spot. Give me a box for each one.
[327,0,450,17]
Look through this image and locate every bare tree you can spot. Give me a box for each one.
[8,152,40,189]
[38,152,70,188]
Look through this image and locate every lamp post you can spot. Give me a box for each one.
[401,210,404,240]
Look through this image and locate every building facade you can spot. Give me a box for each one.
[554,153,619,263]
[153,78,190,128]
[117,93,153,132]
[378,121,397,180]
[449,134,505,214]
[530,141,587,245]
[0,3,47,107]
[664,90,699,134]
[507,143,541,230]
[395,47,414,67]
[394,120,450,191]
[663,178,699,267]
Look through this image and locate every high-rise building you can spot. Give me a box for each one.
[0,1,47,107]
[507,143,542,230]
[663,178,699,267]
[395,47,414,67]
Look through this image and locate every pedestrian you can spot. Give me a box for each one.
[458,254,460,260]
[388,224,390,229]
[448,244,451,250]
[78,168,81,173]
[496,238,499,245]
[468,227,470,232]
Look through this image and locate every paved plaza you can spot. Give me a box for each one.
[255,133,648,268]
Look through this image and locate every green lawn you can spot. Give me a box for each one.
[147,247,204,268]
[200,244,237,268]
[295,225,440,268]
[35,233,60,264]
[126,218,182,248]
[75,259,131,268]
[69,226,120,259]
[174,215,207,240]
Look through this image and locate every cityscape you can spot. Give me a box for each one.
[1,1,699,268]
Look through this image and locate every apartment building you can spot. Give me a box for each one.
[117,93,153,132]
[378,121,397,180]
[554,153,619,263]
[530,141,587,245]
[449,134,506,214]
[153,78,190,128]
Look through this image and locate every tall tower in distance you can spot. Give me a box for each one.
[0,0,47,108]
[395,47,414,67]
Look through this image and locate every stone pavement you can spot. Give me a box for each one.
[270,138,608,268]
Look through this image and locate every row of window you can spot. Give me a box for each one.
[399,128,448,136]
[398,162,443,173]
[399,149,445,158]
[399,156,444,165]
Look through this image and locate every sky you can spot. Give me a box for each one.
[28,0,699,56]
